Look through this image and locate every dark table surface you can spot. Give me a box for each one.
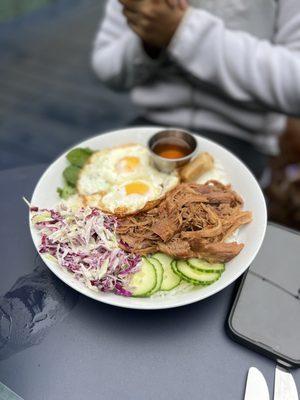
[0,164,299,400]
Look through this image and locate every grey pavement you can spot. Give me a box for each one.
[0,0,137,170]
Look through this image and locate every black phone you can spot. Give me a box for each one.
[228,223,300,368]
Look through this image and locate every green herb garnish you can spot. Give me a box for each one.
[63,165,81,187]
[57,184,77,200]
[57,147,94,200]
[66,148,93,168]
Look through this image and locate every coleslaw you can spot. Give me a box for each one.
[30,204,141,296]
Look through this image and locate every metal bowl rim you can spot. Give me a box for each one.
[147,129,198,163]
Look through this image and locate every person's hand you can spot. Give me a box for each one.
[166,0,188,9]
[120,0,188,49]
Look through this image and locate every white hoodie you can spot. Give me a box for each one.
[92,0,300,153]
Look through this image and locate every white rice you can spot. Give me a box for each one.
[151,282,195,299]
[196,158,229,185]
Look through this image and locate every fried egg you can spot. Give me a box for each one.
[77,144,179,215]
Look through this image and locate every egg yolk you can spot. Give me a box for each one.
[116,156,140,172]
[125,182,149,195]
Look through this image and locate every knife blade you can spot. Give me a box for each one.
[244,367,270,400]
[274,366,299,400]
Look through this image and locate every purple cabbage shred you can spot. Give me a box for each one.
[31,205,141,297]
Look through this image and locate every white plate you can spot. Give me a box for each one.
[30,127,267,310]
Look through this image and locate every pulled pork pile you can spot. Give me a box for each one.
[117,181,252,263]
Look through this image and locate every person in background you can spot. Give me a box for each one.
[91,0,300,178]
[264,118,300,230]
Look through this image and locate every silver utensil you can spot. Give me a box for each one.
[244,367,270,400]
[274,366,299,400]
[147,128,198,173]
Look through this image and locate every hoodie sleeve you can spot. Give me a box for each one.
[91,0,165,91]
[168,0,300,115]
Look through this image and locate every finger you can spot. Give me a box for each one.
[127,20,144,38]
[119,0,140,11]
[166,0,177,8]
[119,0,134,5]
[123,6,138,17]
[123,7,139,23]
[179,0,189,9]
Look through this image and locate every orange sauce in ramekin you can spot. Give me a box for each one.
[152,139,192,159]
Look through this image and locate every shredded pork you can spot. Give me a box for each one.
[117,181,252,263]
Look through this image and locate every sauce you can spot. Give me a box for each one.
[152,139,192,159]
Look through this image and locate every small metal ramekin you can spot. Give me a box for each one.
[148,129,198,173]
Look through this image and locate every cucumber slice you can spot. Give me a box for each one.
[152,253,181,291]
[147,257,164,295]
[188,258,225,273]
[130,257,157,297]
[174,260,220,286]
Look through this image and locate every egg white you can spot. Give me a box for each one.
[77,144,180,215]
[78,145,152,196]
[101,181,159,213]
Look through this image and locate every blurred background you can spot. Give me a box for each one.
[0,0,136,170]
[0,0,299,231]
